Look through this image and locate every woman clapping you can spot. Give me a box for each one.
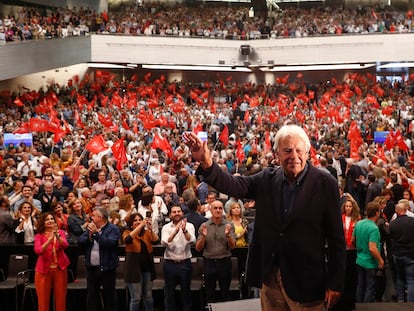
[34,212,70,311]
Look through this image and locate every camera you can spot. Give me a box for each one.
[146,211,152,218]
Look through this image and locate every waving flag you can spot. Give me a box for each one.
[218,125,229,146]
[30,118,49,132]
[85,135,108,154]
[111,137,128,170]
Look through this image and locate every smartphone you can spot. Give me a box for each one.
[197,131,208,142]
[146,211,152,218]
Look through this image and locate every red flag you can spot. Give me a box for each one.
[383,130,395,150]
[264,131,271,154]
[349,140,360,160]
[152,133,166,150]
[74,110,85,129]
[395,130,409,152]
[152,134,173,158]
[111,137,128,170]
[14,98,24,107]
[235,140,245,163]
[218,125,229,146]
[97,113,113,128]
[347,121,363,148]
[85,135,108,154]
[30,118,49,132]
[201,91,209,99]
[13,122,30,134]
[376,144,387,163]
[122,119,130,131]
[53,129,66,144]
[310,146,320,166]
[244,110,250,124]
[193,123,203,135]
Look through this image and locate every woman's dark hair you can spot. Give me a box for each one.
[126,212,143,228]
[51,201,63,211]
[18,201,34,213]
[36,212,55,233]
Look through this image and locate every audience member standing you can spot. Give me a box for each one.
[161,205,195,311]
[12,185,42,213]
[38,181,59,213]
[91,171,114,205]
[67,198,88,244]
[353,201,384,303]
[185,197,208,236]
[34,212,70,311]
[0,196,15,244]
[333,196,360,311]
[14,201,38,244]
[389,201,414,302]
[195,200,235,303]
[122,212,159,311]
[226,201,248,247]
[78,207,121,311]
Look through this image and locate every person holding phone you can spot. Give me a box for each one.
[34,212,70,311]
[122,213,159,311]
[137,186,168,236]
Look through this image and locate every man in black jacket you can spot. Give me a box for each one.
[185,197,208,236]
[184,124,346,310]
[78,207,121,311]
[389,201,414,302]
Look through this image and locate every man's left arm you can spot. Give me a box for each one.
[95,225,120,247]
[324,177,346,306]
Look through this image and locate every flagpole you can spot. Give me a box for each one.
[73,148,88,167]
[213,139,220,151]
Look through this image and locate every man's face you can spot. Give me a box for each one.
[92,210,103,226]
[277,135,308,180]
[206,195,215,204]
[44,184,53,194]
[170,206,183,223]
[211,201,224,218]
[22,187,32,197]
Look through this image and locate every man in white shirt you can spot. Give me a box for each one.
[161,205,195,311]
[16,153,34,182]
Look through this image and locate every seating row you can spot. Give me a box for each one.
[0,254,244,311]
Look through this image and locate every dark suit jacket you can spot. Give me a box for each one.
[185,210,208,236]
[198,162,345,303]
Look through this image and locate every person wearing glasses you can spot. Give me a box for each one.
[184,124,345,311]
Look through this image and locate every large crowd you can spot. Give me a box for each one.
[0,67,413,308]
[1,3,414,42]
[1,2,414,307]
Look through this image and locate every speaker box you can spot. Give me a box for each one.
[240,45,251,56]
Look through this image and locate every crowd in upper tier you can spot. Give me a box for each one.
[1,2,414,42]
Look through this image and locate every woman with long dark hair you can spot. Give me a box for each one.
[122,212,158,311]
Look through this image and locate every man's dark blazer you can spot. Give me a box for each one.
[185,210,208,236]
[198,162,346,303]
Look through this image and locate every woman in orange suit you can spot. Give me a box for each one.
[34,212,70,311]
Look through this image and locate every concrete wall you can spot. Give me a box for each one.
[90,33,414,67]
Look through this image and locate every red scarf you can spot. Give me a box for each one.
[342,214,355,248]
